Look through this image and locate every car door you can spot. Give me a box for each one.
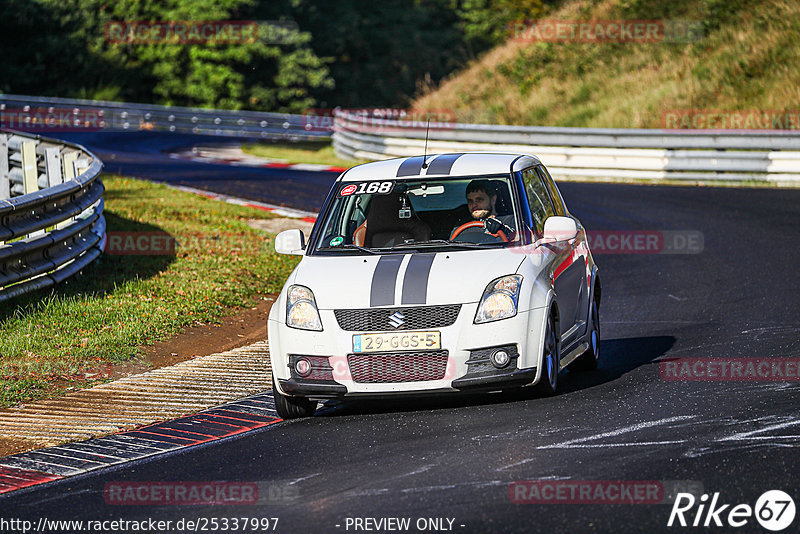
[536,165,589,348]
[522,167,583,343]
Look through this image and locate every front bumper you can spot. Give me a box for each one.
[451,368,537,390]
[279,368,538,398]
[268,303,547,398]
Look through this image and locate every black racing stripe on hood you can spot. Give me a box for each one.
[370,255,405,307]
[425,153,464,175]
[396,156,426,177]
[401,253,436,305]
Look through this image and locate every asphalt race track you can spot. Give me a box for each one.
[57,132,339,212]
[2,135,800,532]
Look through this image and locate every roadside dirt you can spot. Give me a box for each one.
[142,295,275,369]
[0,295,276,458]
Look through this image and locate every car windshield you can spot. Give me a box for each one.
[312,174,522,253]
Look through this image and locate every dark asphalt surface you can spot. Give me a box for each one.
[2,133,800,533]
[57,132,339,212]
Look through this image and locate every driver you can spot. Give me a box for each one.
[454,179,515,240]
[466,180,498,220]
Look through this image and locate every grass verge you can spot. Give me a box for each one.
[0,176,300,408]
[241,140,366,168]
[415,0,800,128]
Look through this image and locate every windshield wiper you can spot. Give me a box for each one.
[383,240,501,250]
[318,244,380,254]
[320,241,504,254]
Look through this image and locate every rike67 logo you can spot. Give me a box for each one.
[668,490,796,531]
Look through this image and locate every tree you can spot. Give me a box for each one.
[1,0,333,112]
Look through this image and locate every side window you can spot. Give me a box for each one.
[536,166,567,216]
[521,168,555,236]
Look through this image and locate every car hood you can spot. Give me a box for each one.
[294,248,526,309]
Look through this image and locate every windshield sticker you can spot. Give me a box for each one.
[339,181,395,196]
[330,236,344,246]
[340,184,358,196]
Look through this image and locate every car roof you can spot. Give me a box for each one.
[339,152,542,182]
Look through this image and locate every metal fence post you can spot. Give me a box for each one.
[44,147,63,187]
[44,146,70,230]
[0,134,8,200]
[59,151,79,229]
[22,140,46,236]
[21,140,38,195]
[62,151,78,180]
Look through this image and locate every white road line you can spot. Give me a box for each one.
[721,435,800,441]
[538,440,687,449]
[541,415,696,448]
[287,473,322,485]
[718,418,800,441]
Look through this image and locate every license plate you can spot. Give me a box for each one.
[353,331,440,353]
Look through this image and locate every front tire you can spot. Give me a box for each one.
[534,316,559,396]
[273,377,318,419]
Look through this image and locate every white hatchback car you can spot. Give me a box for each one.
[268,153,600,418]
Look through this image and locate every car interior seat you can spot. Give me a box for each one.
[353,220,367,246]
[491,179,513,216]
[363,192,431,248]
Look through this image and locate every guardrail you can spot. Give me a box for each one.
[0,130,105,304]
[0,94,326,141]
[332,110,800,184]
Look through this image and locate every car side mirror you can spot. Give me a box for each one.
[275,229,306,255]
[542,216,578,242]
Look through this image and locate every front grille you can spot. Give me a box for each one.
[465,360,496,374]
[347,350,449,383]
[334,305,461,332]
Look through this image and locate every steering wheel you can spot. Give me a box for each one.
[450,221,509,242]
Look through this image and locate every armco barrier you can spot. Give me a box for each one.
[332,110,800,184]
[0,130,105,304]
[0,94,326,141]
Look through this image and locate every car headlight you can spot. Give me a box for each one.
[474,275,523,324]
[286,285,322,331]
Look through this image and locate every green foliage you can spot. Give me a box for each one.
[0,0,563,109]
[286,0,554,107]
[0,0,333,112]
[456,0,546,50]
[284,0,465,107]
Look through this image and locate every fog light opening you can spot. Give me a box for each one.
[295,358,312,377]
[491,349,511,369]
